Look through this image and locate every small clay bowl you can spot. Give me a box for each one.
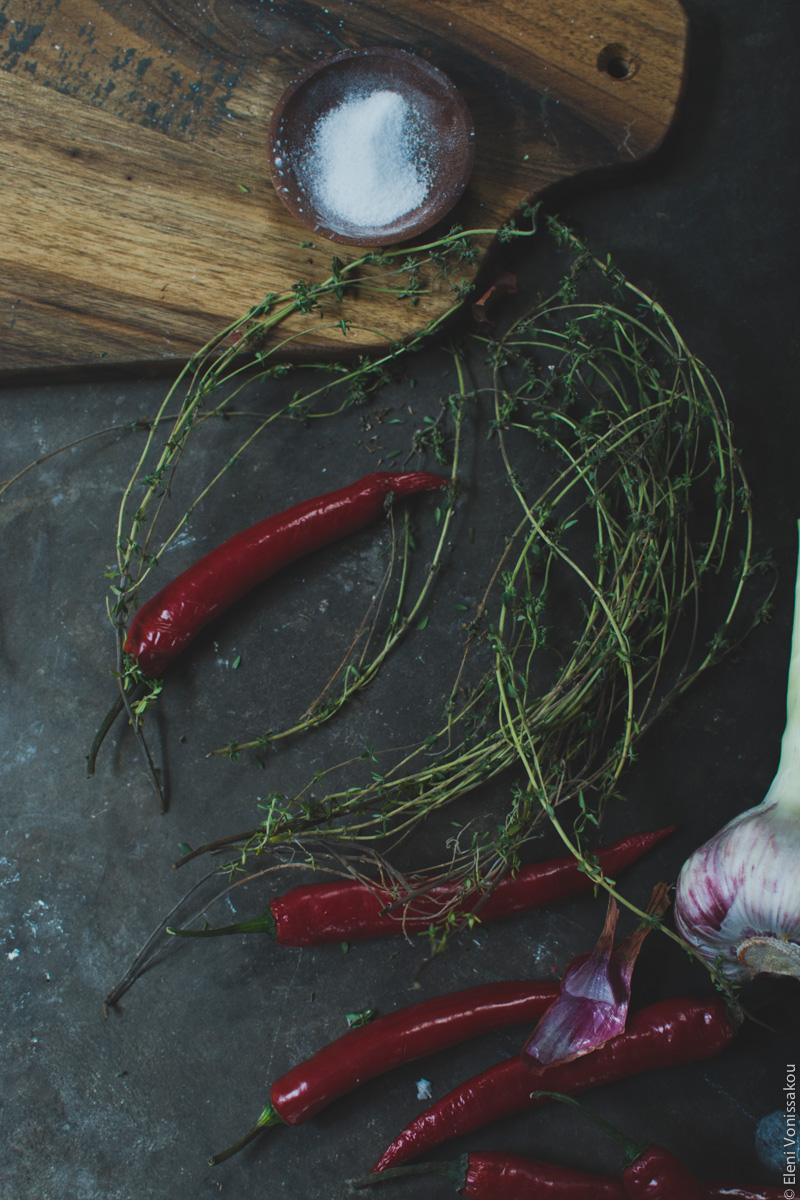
[267,47,475,246]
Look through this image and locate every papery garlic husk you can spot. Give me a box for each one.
[523,897,626,1069]
[524,884,670,1068]
[674,520,800,983]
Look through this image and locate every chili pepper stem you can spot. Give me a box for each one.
[351,1156,466,1189]
[167,910,276,939]
[208,1103,282,1166]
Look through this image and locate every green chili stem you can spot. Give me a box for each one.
[351,1156,466,1189]
[167,909,275,939]
[208,1103,283,1166]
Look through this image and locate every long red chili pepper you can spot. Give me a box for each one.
[169,826,674,945]
[370,996,740,1174]
[352,1152,786,1198]
[354,1150,626,1196]
[87,470,446,778]
[124,470,447,678]
[208,978,560,1165]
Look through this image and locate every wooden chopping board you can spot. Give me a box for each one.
[0,0,687,379]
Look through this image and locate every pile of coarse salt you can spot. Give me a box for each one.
[302,88,431,230]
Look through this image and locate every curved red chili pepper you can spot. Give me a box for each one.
[354,1150,626,1196]
[169,827,674,945]
[209,979,560,1164]
[370,995,740,1174]
[464,1152,620,1197]
[622,1144,708,1199]
[124,470,447,678]
[353,1152,786,1199]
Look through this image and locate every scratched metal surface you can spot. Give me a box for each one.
[1,2,799,1198]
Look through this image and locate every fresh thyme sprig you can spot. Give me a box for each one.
[179,218,768,991]
[104,223,535,757]
[111,224,518,608]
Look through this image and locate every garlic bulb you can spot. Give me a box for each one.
[674,522,800,982]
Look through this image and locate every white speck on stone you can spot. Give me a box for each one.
[7,947,20,961]
[0,857,21,887]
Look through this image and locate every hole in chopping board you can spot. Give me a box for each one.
[598,44,638,80]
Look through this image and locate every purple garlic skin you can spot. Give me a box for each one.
[674,796,800,982]
[677,519,800,984]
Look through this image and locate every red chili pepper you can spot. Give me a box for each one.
[624,1147,786,1200]
[464,1152,617,1198]
[124,470,447,678]
[353,1152,786,1199]
[209,979,560,1165]
[370,995,740,1174]
[169,827,674,945]
[622,1144,708,1199]
[353,1150,627,1197]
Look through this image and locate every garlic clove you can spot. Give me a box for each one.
[523,886,669,1068]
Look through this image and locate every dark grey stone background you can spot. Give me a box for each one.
[2,2,799,1198]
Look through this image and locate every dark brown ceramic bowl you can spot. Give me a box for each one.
[267,47,475,246]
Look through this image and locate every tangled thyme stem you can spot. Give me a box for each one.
[179,220,769,994]
[103,218,771,993]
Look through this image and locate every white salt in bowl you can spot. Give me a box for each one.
[267,47,476,246]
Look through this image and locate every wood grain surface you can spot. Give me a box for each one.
[0,0,688,379]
